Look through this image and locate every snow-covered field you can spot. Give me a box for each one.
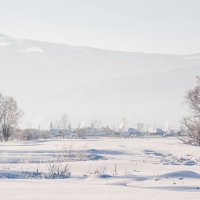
[0,137,200,199]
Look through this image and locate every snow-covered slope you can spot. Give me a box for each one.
[0,137,200,200]
[0,33,199,128]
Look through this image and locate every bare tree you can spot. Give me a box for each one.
[0,96,23,141]
[119,117,129,132]
[137,122,144,131]
[60,114,68,139]
[0,94,4,123]
[49,121,54,131]
[91,119,101,129]
[183,76,200,145]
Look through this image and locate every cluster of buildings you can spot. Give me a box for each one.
[49,126,114,138]
[49,125,180,138]
[13,124,180,141]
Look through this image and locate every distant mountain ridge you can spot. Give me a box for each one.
[0,33,200,129]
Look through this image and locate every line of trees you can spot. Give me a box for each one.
[0,94,23,141]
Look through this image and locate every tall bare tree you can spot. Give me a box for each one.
[0,96,23,141]
[60,114,68,139]
[183,76,200,145]
[91,119,101,129]
[0,94,4,124]
[137,122,144,131]
[119,117,129,132]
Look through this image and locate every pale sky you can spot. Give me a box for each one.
[0,0,200,54]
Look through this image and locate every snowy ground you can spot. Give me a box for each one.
[0,137,200,199]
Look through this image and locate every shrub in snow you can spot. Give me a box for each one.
[45,162,71,179]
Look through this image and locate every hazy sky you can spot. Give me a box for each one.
[0,0,200,54]
[0,0,200,130]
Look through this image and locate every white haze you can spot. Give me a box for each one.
[0,33,200,129]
